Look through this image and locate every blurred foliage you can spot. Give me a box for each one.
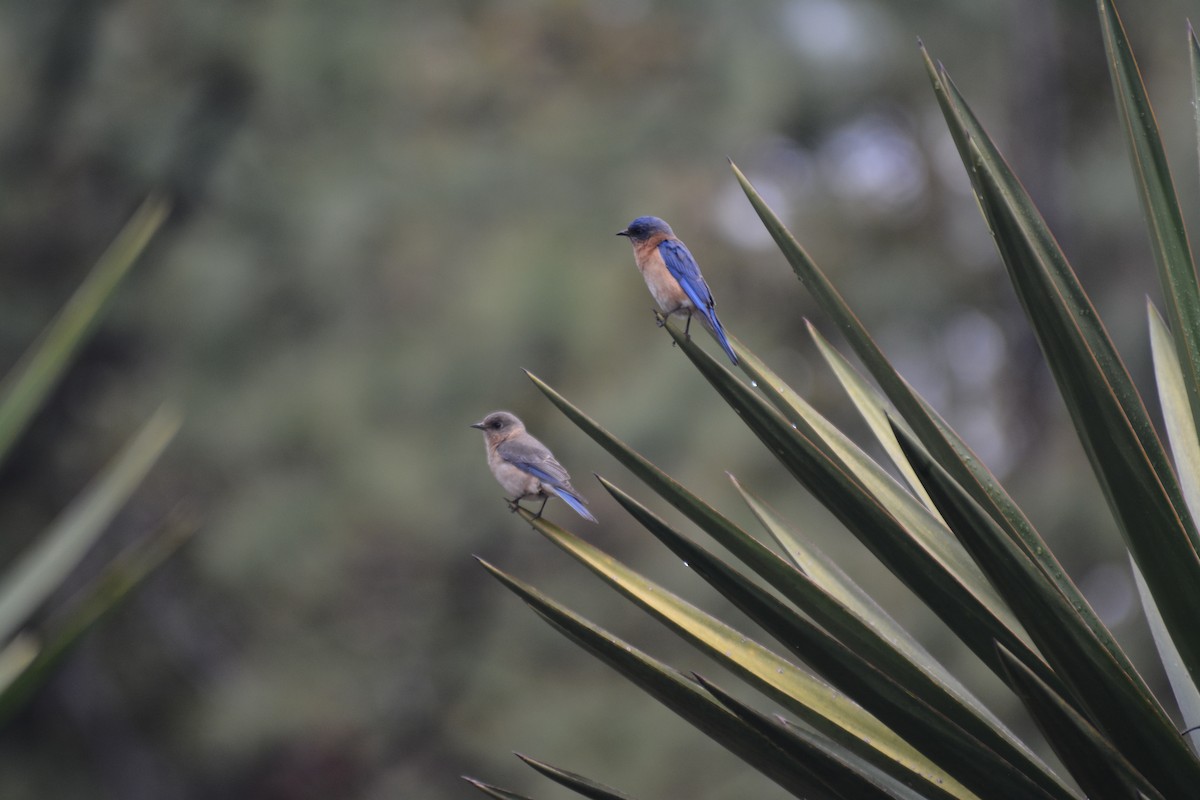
[0,196,186,729]
[0,1,1196,798]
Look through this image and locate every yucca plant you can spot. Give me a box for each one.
[0,197,190,724]
[466,2,1200,798]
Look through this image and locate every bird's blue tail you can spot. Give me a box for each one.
[706,311,739,366]
[547,485,597,522]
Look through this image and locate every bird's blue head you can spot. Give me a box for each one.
[617,216,674,242]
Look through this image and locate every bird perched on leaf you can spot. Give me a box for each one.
[617,215,738,365]
[470,411,596,522]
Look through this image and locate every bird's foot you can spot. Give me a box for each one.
[653,309,666,328]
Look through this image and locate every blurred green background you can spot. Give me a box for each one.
[0,1,1196,797]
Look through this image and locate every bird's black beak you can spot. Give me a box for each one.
[469,422,486,430]
[616,229,630,237]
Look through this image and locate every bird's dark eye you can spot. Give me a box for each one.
[490,421,501,429]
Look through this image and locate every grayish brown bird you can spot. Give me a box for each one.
[470,411,596,522]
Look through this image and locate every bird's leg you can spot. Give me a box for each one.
[506,496,522,513]
[532,496,549,520]
[683,309,694,338]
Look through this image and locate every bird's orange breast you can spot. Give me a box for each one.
[633,240,689,313]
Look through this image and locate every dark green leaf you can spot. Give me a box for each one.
[996,645,1166,800]
[1098,0,1200,433]
[729,327,997,616]
[894,423,1200,797]
[692,675,915,800]
[462,777,538,800]
[602,478,1076,800]
[925,45,1200,692]
[804,322,937,511]
[496,510,975,797]
[732,477,908,637]
[515,754,639,800]
[476,558,852,800]
[730,159,1036,545]
[730,159,1089,688]
[662,323,1061,697]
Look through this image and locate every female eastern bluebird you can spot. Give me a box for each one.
[617,215,738,365]
[470,411,597,522]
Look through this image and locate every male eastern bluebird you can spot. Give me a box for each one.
[471,411,597,522]
[617,215,738,366]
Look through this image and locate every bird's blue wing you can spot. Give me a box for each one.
[497,437,596,522]
[657,238,739,365]
[496,437,571,489]
[658,239,714,312]
[543,485,597,522]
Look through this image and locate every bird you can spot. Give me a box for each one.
[617,215,738,365]
[470,411,597,522]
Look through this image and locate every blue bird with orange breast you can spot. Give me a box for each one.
[617,215,738,366]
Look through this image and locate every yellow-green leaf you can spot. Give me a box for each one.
[514,511,979,799]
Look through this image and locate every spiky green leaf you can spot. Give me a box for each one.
[730,158,1090,673]
[926,46,1200,690]
[1129,555,1200,755]
[895,423,1200,797]
[729,478,1074,797]
[1149,302,1200,528]
[693,674,918,800]
[0,196,169,468]
[1191,22,1200,182]
[1098,0,1200,433]
[997,645,1166,800]
[0,503,195,723]
[514,754,639,800]
[729,327,987,609]
[730,477,923,657]
[529,367,1000,680]
[602,478,1075,800]
[662,322,1060,696]
[805,322,937,511]
[729,159,1024,532]
[0,406,182,646]
[476,558,860,800]
[461,777,537,800]
[501,511,977,800]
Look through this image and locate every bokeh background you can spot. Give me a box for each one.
[0,0,1197,797]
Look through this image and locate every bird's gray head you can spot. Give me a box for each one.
[617,216,673,242]
[470,410,524,441]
